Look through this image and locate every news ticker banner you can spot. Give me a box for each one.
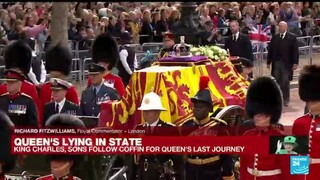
[11,135,269,155]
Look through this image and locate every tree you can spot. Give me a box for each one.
[50,2,69,47]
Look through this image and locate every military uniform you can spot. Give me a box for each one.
[43,78,81,126]
[135,92,184,180]
[37,114,85,180]
[292,65,320,180]
[240,77,295,180]
[88,33,125,97]
[0,70,38,127]
[0,40,41,125]
[158,32,175,59]
[80,63,120,117]
[39,44,79,127]
[180,76,234,180]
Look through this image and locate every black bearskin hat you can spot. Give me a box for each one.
[299,65,320,102]
[246,76,283,124]
[91,32,119,70]
[0,111,16,172]
[45,114,85,163]
[4,40,32,74]
[191,76,214,111]
[45,43,72,76]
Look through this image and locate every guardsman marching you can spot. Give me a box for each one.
[292,64,320,180]
[87,33,125,97]
[179,76,234,180]
[0,69,38,128]
[0,111,16,180]
[135,91,184,180]
[39,43,79,126]
[158,32,176,59]
[0,40,41,124]
[43,78,80,126]
[240,76,295,180]
[80,63,120,117]
[36,114,85,180]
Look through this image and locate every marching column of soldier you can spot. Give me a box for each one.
[0,31,320,180]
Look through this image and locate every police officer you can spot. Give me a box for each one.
[43,78,81,126]
[0,40,41,124]
[118,31,137,86]
[36,114,85,180]
[39,43,80,126]
[135,91,184,180]
[0,69,38,127]
[158,32,176,59]
[0,111,16,180]
[179,76,234,180]
[80,63,119,117]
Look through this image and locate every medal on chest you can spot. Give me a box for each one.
[8,104,27,114]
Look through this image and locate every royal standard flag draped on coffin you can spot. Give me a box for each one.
[100,60,249,129]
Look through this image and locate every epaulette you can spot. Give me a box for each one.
[177,118,194,127]
[212,117,228,126]
[21,93,32,99]
[0,92,9,97]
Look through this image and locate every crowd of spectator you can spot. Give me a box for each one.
[0,2,319,53]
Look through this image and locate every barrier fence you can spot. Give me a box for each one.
[0,35,319,83]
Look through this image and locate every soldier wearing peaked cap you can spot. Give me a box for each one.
[0,40,41,125]
[80,63,120,117]
[39,43,80,127]
[134,91,184,180]
[179,76,234,180]
[36,114,85,180]
[158,32,176,59]
[87,32,125,97]
[0,111,16,180]
[292,64,320,180]
[231,57,254,82]
[240,76,296,180]
[43,78,81,127]
[0,69,38,128]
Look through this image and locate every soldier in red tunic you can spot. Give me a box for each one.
[37,114,85,180]
[0,40,41,124]
[240,77,294,180]
[39,43,79,126]
[87,33,125,97]
[292,64,320,180]
[0,112,15,180]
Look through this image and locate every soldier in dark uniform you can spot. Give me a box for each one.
[0,40,41,124]
[43,78,81,126]
[36,114,85,180]
[39,43,79,126]
[80,63,120,117]
[0,111,16,180]
[179,76,234,180]
[231,57,253,82]
[135,91,184,180]
[0,69,38,128]
[158,32,176,59]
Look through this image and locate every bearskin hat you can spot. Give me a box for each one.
[0,111,16,172]
[45,43,72,75]
[298,65,320,102]
[45,114,85,164]
[4,40,32,74]
[246,76,283,124]
[191,76,214,111]
[91,32,119,70]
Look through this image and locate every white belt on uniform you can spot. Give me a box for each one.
[310,158,320,164]
[247,167,281,176]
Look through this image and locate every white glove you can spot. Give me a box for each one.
[276,140,282,153]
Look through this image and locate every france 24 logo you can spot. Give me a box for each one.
[290,156,309,174]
